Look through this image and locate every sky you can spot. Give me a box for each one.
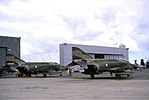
[0,0,149,64]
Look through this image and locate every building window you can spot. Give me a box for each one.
[95,54,104,59]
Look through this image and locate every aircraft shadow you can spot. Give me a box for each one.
[71,76,132,80]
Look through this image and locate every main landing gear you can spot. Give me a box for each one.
[90,74,95,79]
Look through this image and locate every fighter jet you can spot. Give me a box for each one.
[16,62,62,77]
[67,47,138,79]
[0,61,62,77]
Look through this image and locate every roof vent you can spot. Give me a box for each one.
[119,44,126,48]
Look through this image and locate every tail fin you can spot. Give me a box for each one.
[72,47,93,60]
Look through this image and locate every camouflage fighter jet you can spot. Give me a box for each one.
[67,47,138,79]
[16,62,62,77]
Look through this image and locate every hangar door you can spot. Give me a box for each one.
[0,47,7,66]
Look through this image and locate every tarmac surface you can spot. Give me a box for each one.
[0,68,149,100]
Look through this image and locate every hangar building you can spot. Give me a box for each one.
[59,43,129,66]
[0,36,24,66]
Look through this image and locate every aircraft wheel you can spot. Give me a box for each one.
[43,74,47,77]
[28,74,31,77]
[18,74,21,77]
[110,72,113,76]
[90,74,95,79]
[115,74,121,78]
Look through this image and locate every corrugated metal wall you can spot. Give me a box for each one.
[0,36,20,66]
[0,47,7,66]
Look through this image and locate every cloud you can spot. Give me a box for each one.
[0,0,149,63]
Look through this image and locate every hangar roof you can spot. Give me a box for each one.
[61,43,129,55]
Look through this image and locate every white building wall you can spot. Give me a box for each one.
[59,43,72,66]
[60,43,129,66]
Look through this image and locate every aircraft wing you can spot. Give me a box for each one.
[107,67,121,71]
[114,70,134,75]
[104,66,134,77]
